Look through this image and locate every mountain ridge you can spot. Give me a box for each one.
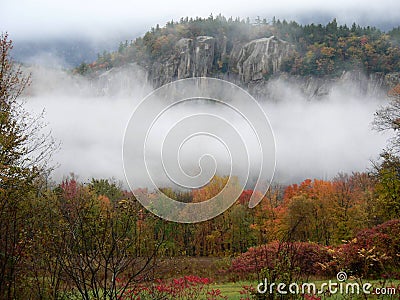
[74,16,400,98]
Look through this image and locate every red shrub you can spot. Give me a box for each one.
[228,220,400,279]
[228,241,332,278]
[118,275,217,300]
[332,219,400,277]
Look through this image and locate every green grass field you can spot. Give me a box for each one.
[210,279,400,299]
[52,279,400,299]
[211,281,253,299]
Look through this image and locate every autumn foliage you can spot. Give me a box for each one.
[228,241,333,278]
[228,219,400,280]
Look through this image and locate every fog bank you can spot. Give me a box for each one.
[24,65,390,186]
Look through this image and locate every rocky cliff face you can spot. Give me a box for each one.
[147,35,294,88]
[232,36,293,83]
[97,35,400,100]
[149,36,216,87]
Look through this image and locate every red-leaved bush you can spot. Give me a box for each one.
[228,220,400,279]
[330,219,400,278]
[228,241,333,279]
[117,275,220,300]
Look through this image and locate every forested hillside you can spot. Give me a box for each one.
[76,16,400,80]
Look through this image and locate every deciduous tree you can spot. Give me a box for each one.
[0,33,56,299]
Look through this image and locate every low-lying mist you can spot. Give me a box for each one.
[24,64,390,187]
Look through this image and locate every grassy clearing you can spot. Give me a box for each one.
[211,281,253,299]
[211,279,400,299]
[49,279,400,299]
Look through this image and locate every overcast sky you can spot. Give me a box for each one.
[2,0,400,41]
